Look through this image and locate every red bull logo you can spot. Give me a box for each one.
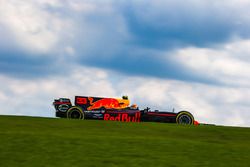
[104,112,141,122]
[87,97,129,110]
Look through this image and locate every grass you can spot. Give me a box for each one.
[0,115,249,167]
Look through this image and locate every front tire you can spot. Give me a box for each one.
[67,107,84,119]
[176,111,194,125]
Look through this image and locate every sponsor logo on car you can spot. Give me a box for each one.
[104,112,141,122]
[87,97,129,110]
[58,104,70,112]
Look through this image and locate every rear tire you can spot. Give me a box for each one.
[176,111,194,125]
[67,107,84,119]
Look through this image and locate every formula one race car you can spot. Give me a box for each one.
[53,95,198,125]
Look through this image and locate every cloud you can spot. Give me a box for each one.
[81,48,215,84]
[1,0,250,83]
[0,0,131,78]
[122,0,250,48]
[71,0,250,83]
[0,0,69,53]
[175,39,250,87]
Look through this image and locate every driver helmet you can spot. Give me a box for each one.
[131,104,138,109]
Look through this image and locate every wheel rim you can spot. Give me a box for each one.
[179,115,192,124]
[71,110,81,119]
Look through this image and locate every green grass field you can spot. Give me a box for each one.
[0,115,249,167]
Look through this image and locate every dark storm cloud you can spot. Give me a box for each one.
[74,1,250,84]
[80,49,219,85]
[0,49,60,78]
[122,2,249,49]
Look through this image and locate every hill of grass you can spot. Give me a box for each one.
[0,115,249,167]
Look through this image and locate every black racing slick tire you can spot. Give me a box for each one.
[67,106,84,119]
[176,111,194,125]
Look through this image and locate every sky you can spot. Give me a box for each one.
[0,0,250,127]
